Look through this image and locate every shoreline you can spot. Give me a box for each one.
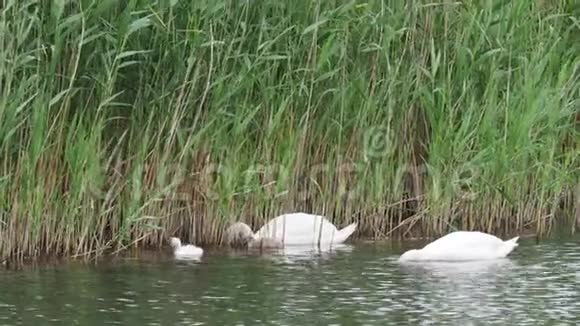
[1,2,577,265]
[0,227,551,270]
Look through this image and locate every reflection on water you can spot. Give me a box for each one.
[267,244,354,264]
[173,255,203,263]
[399,258,516,278]
[1,238,580,325]
[224,243,354,266]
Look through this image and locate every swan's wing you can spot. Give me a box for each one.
[180,245,203,256]
[255,213,340,245]
[422,231,503,251]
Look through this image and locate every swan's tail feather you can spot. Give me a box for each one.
[506,236,519,246]
[333,223,357,244]
[499,236,519,257]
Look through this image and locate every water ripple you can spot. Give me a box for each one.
[1,239,580,324]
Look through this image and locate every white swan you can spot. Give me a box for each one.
[169,237,203,259]
[398,231,519,262]
[226,212,357,248]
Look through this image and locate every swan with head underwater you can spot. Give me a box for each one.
[398,231,519,262]
[225,212,358,249]
[169,237,203,260]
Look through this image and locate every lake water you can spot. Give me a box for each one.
[1,237,580,325]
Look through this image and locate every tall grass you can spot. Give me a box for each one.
[0,0,578,259]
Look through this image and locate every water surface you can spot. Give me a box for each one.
[1,237,580,325]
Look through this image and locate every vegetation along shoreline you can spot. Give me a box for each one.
[0,1,578,261]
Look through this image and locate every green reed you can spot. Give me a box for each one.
[0,0,578,259]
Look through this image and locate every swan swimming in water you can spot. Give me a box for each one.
[169,237,203,259]
[398,231,519,262]
[226,212,357,249]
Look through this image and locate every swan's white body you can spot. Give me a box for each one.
[169,237,203,259]
[255,212,357,246]
[399,231,519,262]
[226,212,357,248]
